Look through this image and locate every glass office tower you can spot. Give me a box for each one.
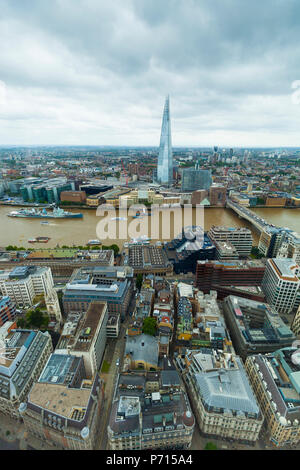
[157,95,173,185]
[181,168,212,192]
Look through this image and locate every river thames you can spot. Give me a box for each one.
[0,205,299,250]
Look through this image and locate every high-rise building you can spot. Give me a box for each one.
[0,266,54,308]
[195,260,266,294]
[223,295,295,359]
[261,259,300,314]
[55,301,108,377]
[181,167,212,192]
[207,225,253,257]
[0,324,52,418]
[209,184,227,206]
[157,96,173,186]
[0,296,16,326]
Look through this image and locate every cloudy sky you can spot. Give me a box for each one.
[1,0,300,147]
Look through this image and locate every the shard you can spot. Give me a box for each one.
[157,95,173,185]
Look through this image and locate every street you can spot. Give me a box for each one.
[97,315,131,450]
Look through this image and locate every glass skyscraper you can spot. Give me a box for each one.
[181,167,212,192]
[157,95,173,185]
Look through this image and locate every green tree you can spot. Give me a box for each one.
[16,318,26,328]
[251,247,264,259]
[25,308,49,329]
[136,273,143,290]
[204,442,218,450]
[102,244,119,256]
[142,317,157,336]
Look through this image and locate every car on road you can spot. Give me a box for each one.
[116,358,120,366]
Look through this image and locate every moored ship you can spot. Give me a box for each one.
[87,239,102,246]
[28,236,51,243]
[7,207,83,219]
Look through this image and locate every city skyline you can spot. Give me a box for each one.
[1,1,300,147]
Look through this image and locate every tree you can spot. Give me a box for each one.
[25,308,49,329]
[16,318,26,328]
[102,244,119,256]
[136,274,143,290]
[251,247,264,259]
[204,442,218,450]
[142,317,157,336]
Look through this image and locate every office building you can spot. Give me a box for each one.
[195,260,266,294]
[181,168,212,192]
[261,259,300,314]
[20,353,104,449]
[106,314,121,338]
[60,191,86,204]
[108,370,194,450]
[157,96,173,186]
[0,296,16,327]
[191,190,209,206]
[209,185,227,206]
[207,225,253,257]
[291,306,300,335]
[215,241,239,260]
[63,266,133,320]
[178,349,263,444]
[126,245,173,276]
[56,302,108,377]
[258,228,288,258]
[21,178,75,203]
[278,231,300,264]
[0,325,52,418]
[164,228,216,274]
[245,348,300,447]
[223,296,295,359]
[0,266,54,308]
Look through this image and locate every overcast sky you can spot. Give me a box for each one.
[1,0,300,147]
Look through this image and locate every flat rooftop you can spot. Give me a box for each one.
[28,382,91,418]
[73,301,107,352]
[39,354,82,386]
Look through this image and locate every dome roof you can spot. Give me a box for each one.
[183,411,194,427]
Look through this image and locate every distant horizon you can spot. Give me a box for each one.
[1,145,300,151]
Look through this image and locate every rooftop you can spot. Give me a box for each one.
[73,301,107,352]
[125,334,159,367]
[28,382,91,418]
[39,354,82,386]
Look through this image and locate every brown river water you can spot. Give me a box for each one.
[0,205,299,250]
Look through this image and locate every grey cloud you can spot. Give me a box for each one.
[0,0,300,145]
